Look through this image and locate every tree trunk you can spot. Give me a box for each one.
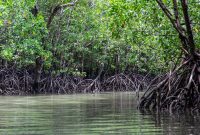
[1,59,8,68]
[115,54,120,74]
[33,57,43,93]
[139,0,199,113]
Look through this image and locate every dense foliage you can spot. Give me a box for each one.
[0,0,199,94]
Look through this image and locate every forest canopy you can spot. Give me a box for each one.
[0,0,199,95]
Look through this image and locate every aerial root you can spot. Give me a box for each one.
[0,66,151,95]
[139,58,200,113]
[103,73,149,91]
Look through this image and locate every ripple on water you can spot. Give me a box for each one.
[0,92,199,135]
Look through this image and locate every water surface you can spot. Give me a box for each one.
[0,92,199,135]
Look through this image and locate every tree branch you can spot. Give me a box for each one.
[172,0,188,51]
[180,0,195,55]
[47,0,78,29]
[156,0,186,39]
[173,0,181,28]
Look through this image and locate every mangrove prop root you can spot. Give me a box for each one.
[139,58,200,113]
[0,67,150,95]
[103,73,149,92]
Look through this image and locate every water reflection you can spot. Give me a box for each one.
[154,113,200,135]
[0,92,199,135]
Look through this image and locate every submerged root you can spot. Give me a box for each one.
[139,58,200,113]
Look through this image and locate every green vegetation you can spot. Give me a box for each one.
[0,0,184,74]
[0,0,200,112]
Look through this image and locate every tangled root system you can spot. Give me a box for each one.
[139,58,200,113]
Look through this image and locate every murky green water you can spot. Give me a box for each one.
[0,92,199,135]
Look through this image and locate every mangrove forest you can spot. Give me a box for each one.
[0,0,200,123]
[1,0,200,134]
